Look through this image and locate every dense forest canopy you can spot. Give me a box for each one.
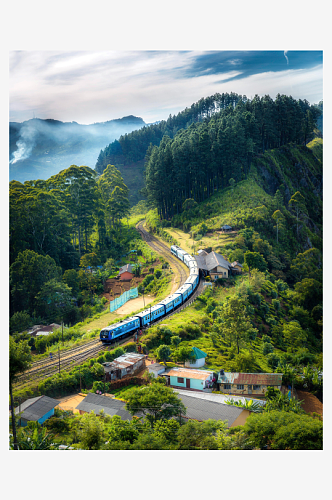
[143,94,321,219]
[9,164,133,326]
[95,93,321,209]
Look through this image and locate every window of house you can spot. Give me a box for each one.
[237,384,244,390]
[177,377,184,383]
[253,385,261,390]
[224,384,231,390]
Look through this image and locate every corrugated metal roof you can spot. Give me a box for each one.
[205,252,230,271]
[175,389,264,406]
[167,367,214,380]
[177,393,244,426]
[119,264,133,275]
[231,261,243,267]
[15,395,60,421]
[75,392,134,420]
[192,347,207,359]
[103,353,145,372]
[218,372,283,385]
[195,252,230,271]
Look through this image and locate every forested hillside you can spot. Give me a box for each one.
[95,93,321,207]
[9,165,135,328]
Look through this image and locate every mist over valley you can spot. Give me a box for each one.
[9,115,146,183]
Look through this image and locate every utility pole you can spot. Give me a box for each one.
[58,346,61,374]
[79,366,82,392]
[62,321,64,343]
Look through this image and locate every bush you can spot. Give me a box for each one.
[92,380,109,393]
[113,347,125,359]
[262,342,274,355]
[124,342,137,353]
[10,311,32,334]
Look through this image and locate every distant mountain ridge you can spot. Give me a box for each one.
[9,115,146,184]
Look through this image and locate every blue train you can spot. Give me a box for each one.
[100,246,199,343]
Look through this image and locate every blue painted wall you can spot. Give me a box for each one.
[38,408,55,425]
[170,376,205,391]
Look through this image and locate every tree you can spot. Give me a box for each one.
[171,335,182,347]
[219,295,258,354]
[177,419,225,450]
[173,345,195,363]
[155,344,172,365]
[294,278,322,311]
[78,411,105,450]
[272,210,285,244]
[9,337,32,450]
[35,279,74,324]
[125,384,186,427]
[244,251,267,277]
[9,311,32,334]
[282,321,307,352]
[288,191,308,240]
[10,422,56,450]
[10,249,62,315]
[290,248,322,282]
[244,410,322,450]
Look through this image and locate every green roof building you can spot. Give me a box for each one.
[185,347,208,368]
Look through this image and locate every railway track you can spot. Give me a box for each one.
[14,221,205,390]
[136,221,188,288]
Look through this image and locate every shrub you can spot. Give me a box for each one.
[124,342,137,353]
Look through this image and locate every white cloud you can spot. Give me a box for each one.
[9,51,323,124]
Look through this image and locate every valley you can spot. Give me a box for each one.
[9,91,323,451]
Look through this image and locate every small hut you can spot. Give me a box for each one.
[221,224,232,232]
[184,347,208,368]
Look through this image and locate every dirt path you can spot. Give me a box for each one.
[115,295,155,315]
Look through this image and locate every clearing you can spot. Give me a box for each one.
[164,227,238,254]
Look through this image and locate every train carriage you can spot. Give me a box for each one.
[188,260,199,272]
[174,282,192,302]
[100,244,200,343]
[156,293,182,314]
[185,273,199,291]
[134,310,151,328]
[183,253,196,267]
[176,248,188,263]
[100,316,140,343]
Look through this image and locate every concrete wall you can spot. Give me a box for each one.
[185,358,205,368]
[170,375,207,391]
[120,272,133,281]
[219,384,280,396]
[38,408,55,424]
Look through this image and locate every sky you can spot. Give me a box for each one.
[9,50,323,125]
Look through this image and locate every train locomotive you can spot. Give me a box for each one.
[99,245,199,343]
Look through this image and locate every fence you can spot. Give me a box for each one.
[109,287,138,312]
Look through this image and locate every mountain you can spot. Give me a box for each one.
[96,93,322,207]
[9,116,146,184]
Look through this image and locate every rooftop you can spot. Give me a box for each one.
[195,251,231,271]
[191,347,207,360]
[119,264,133,275]
[14,395,60,421]
[176,391,245,426]
[75,393,134,419]
[218,372,283,385]
[166,367,214,380]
